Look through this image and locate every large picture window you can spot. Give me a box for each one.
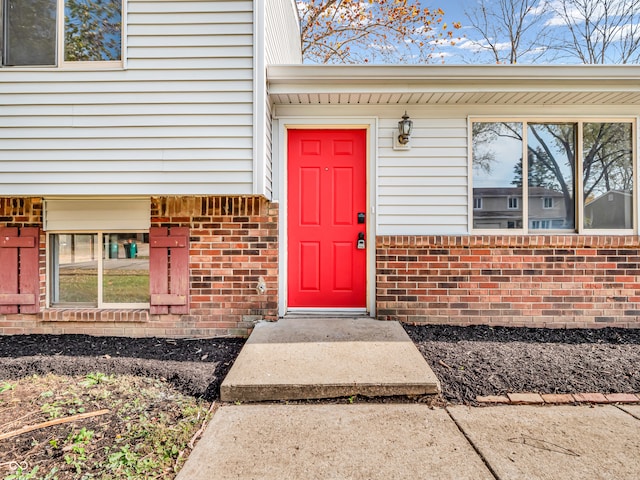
[472,119,635,233]
[2,0,122,66]
[49,232,149,308]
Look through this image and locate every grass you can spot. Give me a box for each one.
[59,270,150,304]
[0,373,214,479]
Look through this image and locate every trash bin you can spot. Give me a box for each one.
[109,242,118,259]
[123,240,137,258]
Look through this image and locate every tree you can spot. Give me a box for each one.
[65,0,121,61]
[460,0,640,65]
[463,0,552,63]
[298,0,460,64]
[550,0,640,64]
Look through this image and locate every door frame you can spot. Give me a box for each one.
[275,117,378,317]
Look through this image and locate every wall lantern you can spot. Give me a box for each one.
[397,112,413,145]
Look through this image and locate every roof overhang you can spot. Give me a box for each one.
[268,64,640,106]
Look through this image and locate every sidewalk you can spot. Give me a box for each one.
[182,318,640,479]
[177,403,640,480]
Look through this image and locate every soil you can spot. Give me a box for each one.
[1,327,639,406]
[0,335,245,401]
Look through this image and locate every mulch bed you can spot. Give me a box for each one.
[405,325,640,404]
[1,326,639,404]
[0,335,244,401]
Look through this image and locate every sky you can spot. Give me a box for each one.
[298,0,640,64]
[434,0,640,64]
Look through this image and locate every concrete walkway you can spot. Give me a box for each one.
[177,403,640,480]
[183,318,640,478]
[221,317,440,402]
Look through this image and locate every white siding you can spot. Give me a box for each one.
[377,118,469,235]
[0,0,255,196]
[265,0,302,65]
[261,0,301,199]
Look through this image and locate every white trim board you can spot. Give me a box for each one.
[275,116,379,318]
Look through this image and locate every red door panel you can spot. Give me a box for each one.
[288,129,367,308]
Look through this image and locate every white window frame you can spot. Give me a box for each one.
[543,197,553,209]
[470,117,637,235]
[47,230,149,309]
[1,0,125,69]
[507,197,519,210]
[473,197,483,209]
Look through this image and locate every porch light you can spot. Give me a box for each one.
[397,112,413,145]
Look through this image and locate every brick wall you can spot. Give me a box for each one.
[376,235,640,328]
[0,196,278,338]
[150,196,279,336]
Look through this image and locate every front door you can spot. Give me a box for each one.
[287,129,367,308]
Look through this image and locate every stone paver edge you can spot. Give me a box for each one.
[476,392,640,405]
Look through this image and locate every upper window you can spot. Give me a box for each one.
[2,0,122,67]
[472,120,635,233]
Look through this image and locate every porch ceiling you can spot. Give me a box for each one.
[267,65,640,106]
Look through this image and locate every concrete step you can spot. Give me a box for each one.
[220,317,441,402]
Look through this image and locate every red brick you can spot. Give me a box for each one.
[573,393,609,403]
[507,393,545,404]
[604,393,640,403]
[476,395,510,404]
[541,393,576,404]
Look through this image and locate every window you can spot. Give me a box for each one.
[2,0,122,67]
[472,120,635,233]
[49,232,149,308]
[531,220,551,230]
[473,197,482,209]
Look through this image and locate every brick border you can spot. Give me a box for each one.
[477,392,640,405]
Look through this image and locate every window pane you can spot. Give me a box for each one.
[65,0,121,61]
[55,234,99,304]
[5,0,57,66]
[527,123,576,231]
[103,233,150,304]
[472,122,523,229]
[583,123,634,230]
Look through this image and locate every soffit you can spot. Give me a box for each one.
[268,65,640,106]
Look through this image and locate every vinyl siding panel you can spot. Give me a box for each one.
[265,0,302,65]
[0,0,255,196]
[262,0,301,199]
[264,99,274,198]
[377,118,469,236]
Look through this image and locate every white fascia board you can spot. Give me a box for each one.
[268,64,640,94]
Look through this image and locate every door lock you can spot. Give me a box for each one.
[357,232,366,250]
[358,212,365,224]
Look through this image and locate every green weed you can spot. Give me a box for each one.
[80,372,111,387]
[0,381,15,394]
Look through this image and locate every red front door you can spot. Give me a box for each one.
[287,129,367,308]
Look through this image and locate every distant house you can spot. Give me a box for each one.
[584,191,633,230]
[2,1,640,336]
[473,187,567,230]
